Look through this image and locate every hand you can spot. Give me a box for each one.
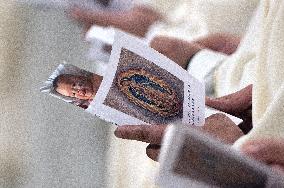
[206,85,252,134]
[150,36,204,69]
[241,139,284,174]
[114,113,244,161]
[69,6,163,37]
[194,33,241,55]
[149,33,241,69]
[114,86,252,161]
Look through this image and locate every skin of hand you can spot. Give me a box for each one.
[69,6,163,37]
[115,113,244,161]
[194,33,241,55]
[149,34,241,70]
[150,36,204,69]
[206,84,253,134]
[114,85,252,161]
[241,139,284,174]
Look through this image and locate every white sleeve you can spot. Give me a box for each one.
[187,49,228,96]
[187,50,242,125]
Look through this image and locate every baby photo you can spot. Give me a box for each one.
[40,63,102,110]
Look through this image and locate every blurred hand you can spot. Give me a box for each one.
[69,6,163,37]
[206,84,252,134]
[194,33,241,55]
[150,36,204,69]
[241,139,284,174]
[115,113,244,161]
[149,33,241,70]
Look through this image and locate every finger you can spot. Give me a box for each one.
[150,36,168,53]
[146,144,161,162]
[241,139,284,165]
[200,114,244,144]
[114,125,167,144]
[68,7,93,24]
[194,33,241,55]
[150,36,203,69]
[205,84,252,117]
[69,7,119,27]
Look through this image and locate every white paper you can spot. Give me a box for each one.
[91,31,205,125]
[86,25,116,44]
[157,124,284,188]
[205,106,243,125]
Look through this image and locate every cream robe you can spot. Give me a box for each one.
[140,0,259,40]
[225,0,284,148]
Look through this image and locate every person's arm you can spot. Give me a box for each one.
[70,5,163,37]
[149,36,204,69]
[194,33,241,55]
[149,33,241,69]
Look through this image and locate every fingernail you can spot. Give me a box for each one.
[114,128,123,138]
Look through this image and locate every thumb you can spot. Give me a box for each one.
[146,144,161,162]
[206,85,252,117]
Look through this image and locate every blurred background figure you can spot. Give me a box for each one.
[70,0,259,40]
[0,1,111,187]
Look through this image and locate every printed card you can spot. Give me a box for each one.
[41,31,206,126]
[157,124,284,188]
[88,31,205,126]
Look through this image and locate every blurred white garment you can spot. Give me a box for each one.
[85,25,115,70]
[216,0,284,149]
[138,0,259,40]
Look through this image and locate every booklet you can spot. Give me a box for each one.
[41,31,207,126]
[157,124,284,188]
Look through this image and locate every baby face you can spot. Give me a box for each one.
[55,74,94,100]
